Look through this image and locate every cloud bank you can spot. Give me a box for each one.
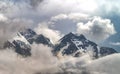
[34,22,63,44]
[0,0,119,74]
[0,44,120,74]
[50,14,116,42]
[77,16,116,42]
[0,0,117,43]
[86,54,120,74]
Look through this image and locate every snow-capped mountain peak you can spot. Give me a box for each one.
[54,32,117,58]
[4,28,53,57]
[14,32,30,45]
[4,29,117,58]
[60,32,86,43]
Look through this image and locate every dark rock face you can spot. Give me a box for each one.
[4,40,31,57]
[19,29,53,46]
[28,34,53,47]
[19,29,37,44]
[100,47,117,57]
[13,40,31,57]
[20,29,37,39]
[4,28,53,57]
[54,32,117,58]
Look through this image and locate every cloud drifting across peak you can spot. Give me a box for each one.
[0,14,32,47]
[0,44,120,74]
[0,0,120,74]
[34,22,63,44]
[0,44,60,74]
[49,13,116,43]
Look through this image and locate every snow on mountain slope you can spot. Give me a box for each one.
[19,28,37,44]
[4,28,53,57]
[4,31,32,57]
[13,32,30,45]
[19,28,53,46]
[53,32,117,58]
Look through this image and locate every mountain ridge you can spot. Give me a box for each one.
[3,28,117,58]
[3,28,53,57]
[53,32,117,58]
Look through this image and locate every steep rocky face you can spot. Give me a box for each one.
[100,47,118,57]
[20,29,37,39]
[12,40,31,57]
[3,32,31,57]
[53,32,117,58]
[26,34,53,47]
[3,28,53,57]
[19,28,53,46]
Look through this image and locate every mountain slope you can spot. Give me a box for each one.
[3,29,117,58]
[100,47,117,57]
[4,28,53,57]
[53,32,117,58]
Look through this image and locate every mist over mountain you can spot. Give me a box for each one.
[0,0,120,74]
[0,21,119,73]
[0,28,118,74]
[3,28,117,58]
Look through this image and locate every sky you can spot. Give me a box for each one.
[0,0,120,74]
[0,0,120,51]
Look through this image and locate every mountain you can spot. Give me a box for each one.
[3,29,117,58]
[53,32,117,58]
[100,47,117,57]
[19,28,37,44]
[19,29,53,46]
[4,28,53,57]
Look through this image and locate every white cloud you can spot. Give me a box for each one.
[34,22,63,44]
[51,14,68,21]
[0,0,118,41]
[50,14,116,43]
[0,13,8,21]
[95,0,120,15]
[0,0,119,74]
[0,43,120,74]
[0,14,33,47]
[110,42,120,46]
[68,13,89,22]
[1,0,120,22]
[0,45,92,74]
[86,53,120,74]
[30,43,59,73]
[0,44,60,74]
[38,0,98,15]
[77,16,116,42]
[51,13,89,22]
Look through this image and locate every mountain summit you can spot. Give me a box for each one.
[4,28,53,57]
[3,29,117,58]
[53,32,117,58]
